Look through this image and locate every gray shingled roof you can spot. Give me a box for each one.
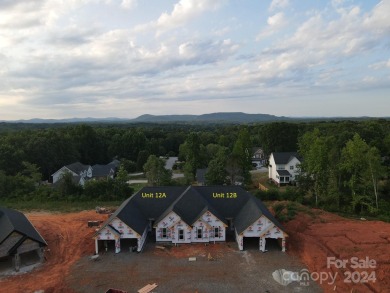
[108,159,120,168]
[233,196,285,234]
[276,169,292,176]
[156,187,227,227]
[103,185,286,238]
[92,164,114,177]
[65,162,90,174]
[0,207,47,247]
[131,186,188,220]
[193,186,251,219]
[272,152,300,164]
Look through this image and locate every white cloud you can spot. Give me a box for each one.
[269,0,289,11]
[0,0,389,119]
[135,0,226,35]
[120,0,137,9]
[369,59,390,70]
[363,0,390,35]
[256,12,287,40]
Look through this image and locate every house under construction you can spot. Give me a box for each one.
[94,186,287,254]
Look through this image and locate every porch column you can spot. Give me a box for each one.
[236,234,243,251]
[38,247,44,262]
[282,238,286,252]
[259,237,266,252]
[14,254,20,272]
[95,238,99,254]
[115,237,121,254]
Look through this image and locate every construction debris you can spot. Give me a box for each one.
[207,253,215,261]
[188,257,196,262]
[88,220,101,227]
[96,206,113,214]
[90,255,100,261]
[155,245,165,250]
[138,283,158,293]
[105,289,128,293]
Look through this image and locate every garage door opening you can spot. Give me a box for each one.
[0,256,13,273]
[97,239,116,253]
[242,237,260,251]
[265,238,281,251]
[120,238,138,252]
[20,250,41,267]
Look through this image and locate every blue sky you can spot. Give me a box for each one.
[0,0,389,119]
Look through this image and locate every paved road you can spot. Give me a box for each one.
[127,179,148,184]
[165,157,178,170]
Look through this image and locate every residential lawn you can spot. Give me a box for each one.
[129,182,148,192]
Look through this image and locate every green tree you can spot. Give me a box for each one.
[179,132,205,181]
[57,171,82,199]
[206,150,228,185]
[298,129,339,207]
[225,154,242,185]
[232,128,252,183]
[113,166,133,199]
[143,155,172,186]
[341,134,384,212]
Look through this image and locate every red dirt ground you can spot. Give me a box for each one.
[284,210,390,293]
[1,209,389,292]
[0,211,108,293]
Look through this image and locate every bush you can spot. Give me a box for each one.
[272,201,298,223]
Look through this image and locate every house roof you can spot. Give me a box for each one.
[271,152,300,165]
[131,186,188,220]
[92,164,114,177]
[0,207,47,247]
[107,159,120,168]
[276,169,292,176]
[99,185,286,238]
[174,187,226,226]
[233,197,263,234]
[65,162,90,174]
[193,186,251,219]
[252,147,263,154]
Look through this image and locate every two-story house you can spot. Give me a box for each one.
[268,152,301,186]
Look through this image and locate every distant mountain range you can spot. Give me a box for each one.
[1,112,291,124]
[1,112,386,124]
[131,112,291,123]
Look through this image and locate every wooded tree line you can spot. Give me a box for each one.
[0,120,389,217]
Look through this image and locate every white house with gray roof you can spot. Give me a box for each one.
[51,160,120,186]
[268,152,301,186]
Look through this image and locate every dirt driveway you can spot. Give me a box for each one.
[66,241,321,293]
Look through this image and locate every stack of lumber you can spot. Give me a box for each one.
[138,283,158,293]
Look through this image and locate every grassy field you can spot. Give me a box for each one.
[0,200,122,213]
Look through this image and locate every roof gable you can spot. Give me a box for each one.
[92,164,115,177]
[271,152,300,165]
[0,207,47,246]
[193,186,251,219]
[65,162,91,174]
[131,186,188,219]
[173,188,209,225]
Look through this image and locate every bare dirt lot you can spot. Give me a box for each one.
[285,210,390,293]
[0,210,108,293]
[66,240,320,293]
[0,209,389,293]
